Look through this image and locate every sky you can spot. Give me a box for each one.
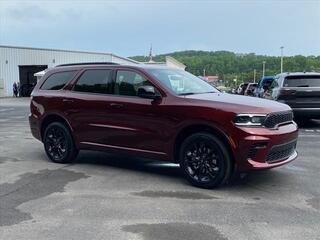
[0,0,319,57]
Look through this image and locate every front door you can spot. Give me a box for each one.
[99,69,168,155]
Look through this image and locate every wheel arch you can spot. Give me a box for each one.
[40,114,74,143]
[173,124,235,165]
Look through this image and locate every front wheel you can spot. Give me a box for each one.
[179,133,232,188]
[43,122,78,163]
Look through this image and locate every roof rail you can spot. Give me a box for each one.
[55,62,120,67]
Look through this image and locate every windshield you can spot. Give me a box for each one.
[259,76,274,87]
[146,68,219,95]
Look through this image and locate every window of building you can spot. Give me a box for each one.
[74,69,113,94]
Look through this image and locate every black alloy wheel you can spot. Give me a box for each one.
[179,133,232,188]
[44,122,78,163]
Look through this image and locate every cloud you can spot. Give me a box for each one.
[6,4,55,22]
[0,0,319,56]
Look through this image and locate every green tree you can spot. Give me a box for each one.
[130,51,320,87]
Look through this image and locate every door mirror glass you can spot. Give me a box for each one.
[137,86,161,99]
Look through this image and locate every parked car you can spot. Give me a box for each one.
[244,83,258,96]
[29,63,298,188]
[255,76,275,98]
[236,82,249,95]
[262,72,320,119]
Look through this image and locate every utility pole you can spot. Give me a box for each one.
[262,61,266,77]
[203,69,206,77]
[148,44,153,62]
[253,69,256,83]
[280,46,284,73]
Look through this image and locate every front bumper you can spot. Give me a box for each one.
[247,150,297,170]
[230,122,299,171]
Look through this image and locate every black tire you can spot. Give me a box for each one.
[43,122,78,163]
[179,132,232,188]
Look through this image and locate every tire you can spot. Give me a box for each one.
[179,132,232,188]
[43,122,78,163]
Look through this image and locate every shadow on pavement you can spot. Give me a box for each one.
[229,168,292,189]
[74,150,288,189]
[295,118,320,129]
[75,150,182,180]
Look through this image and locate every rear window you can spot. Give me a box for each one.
[284,75,320,87]
[248,84,257,90]
[41,71,76,90]
[74,69,113,94]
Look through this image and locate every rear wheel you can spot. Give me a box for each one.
[43,122,78,163]
[179,133,232,188]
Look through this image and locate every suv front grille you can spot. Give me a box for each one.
[266,139,297,163]
[264,111,293,128]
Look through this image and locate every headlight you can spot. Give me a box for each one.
[233,114,266,126]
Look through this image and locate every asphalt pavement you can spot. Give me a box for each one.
[0,97,319,240]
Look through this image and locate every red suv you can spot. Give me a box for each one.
[29,63,298,188]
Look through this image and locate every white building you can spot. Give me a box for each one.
[0,45,186,97]
[143,56,186,71]
[0,45,139,97]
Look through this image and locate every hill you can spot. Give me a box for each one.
[130,51,320,86]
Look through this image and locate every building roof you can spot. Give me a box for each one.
[0,45,139,64]
[165,56,186,69]
[201,76,219,82]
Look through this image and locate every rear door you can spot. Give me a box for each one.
[64,68,116,145]
[277,75,320,108]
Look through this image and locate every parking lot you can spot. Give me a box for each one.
[0,97,320,240]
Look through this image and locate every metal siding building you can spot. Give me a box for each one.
[0,45,139,97]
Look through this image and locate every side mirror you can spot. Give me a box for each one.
[137,86,161,100]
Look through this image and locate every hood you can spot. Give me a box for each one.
[182,92,291,114]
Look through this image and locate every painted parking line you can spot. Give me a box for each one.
[299,134,320,137]
[11,116,26,119]
[299,129,320,133]
[0,108,15,112]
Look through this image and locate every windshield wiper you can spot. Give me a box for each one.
[200,91,217,94]
[179,91,217,96]
[296,85,309,87]
[178,92,196,95]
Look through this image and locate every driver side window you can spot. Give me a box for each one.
[270,80,279,89]
[115,70,152,96]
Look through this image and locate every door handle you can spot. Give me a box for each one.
[62,99,74,103]
[109,103,124,109]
